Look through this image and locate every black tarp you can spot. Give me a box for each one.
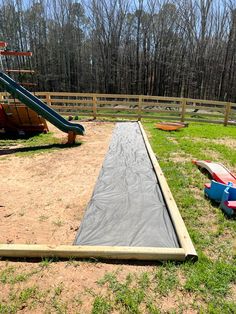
[75,122,179,248]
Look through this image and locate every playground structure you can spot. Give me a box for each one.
[0,102,48,135]
[0,72,85,140]
[194,160,236,216]
[0,41,84,142]
[0,41,48,135]
[194,160,236,185]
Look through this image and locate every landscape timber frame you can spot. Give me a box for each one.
[0,122,197,262]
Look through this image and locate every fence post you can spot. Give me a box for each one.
[45,93,51,106]
[92,96,97,120]
[138,96,142,121]
[181,98,187,122]
[224,102,231,126]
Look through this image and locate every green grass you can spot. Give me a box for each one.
[98,273,145,313]
[0,286,44,314]
[39,257,55,268]
[92,296,112,314]
[143,122,236,306]
[0,132,58,147]
[154,265,179,296]
[0,132,81,157]
[0,266,39,285]
[184,257,236,296]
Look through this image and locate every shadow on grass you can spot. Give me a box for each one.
[0,142,82,156]
[0,132,46,140]
[205,197,236,220]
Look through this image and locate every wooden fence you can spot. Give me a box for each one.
[1,92,236,126]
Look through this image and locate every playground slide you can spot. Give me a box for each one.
[194,160,236,185]
[0,72,85,135]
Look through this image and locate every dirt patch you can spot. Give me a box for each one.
[170,152,193,163]
[189,186,203,200]
[0,260,151,313]
[160,292,198,313]
[185,136,236,150]
[0,122,114,245]
[167,137,179,145]
[209,137,236,150]
[229,284,236,303]
[202,149,222,160]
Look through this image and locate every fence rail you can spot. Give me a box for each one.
[1,91,236,126]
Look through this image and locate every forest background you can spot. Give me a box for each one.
[0,0,236,101]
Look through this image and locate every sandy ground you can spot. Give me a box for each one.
[0,121,114,245]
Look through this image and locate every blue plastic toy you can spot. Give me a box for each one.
[220,185,236,217]
[204,180,236,217]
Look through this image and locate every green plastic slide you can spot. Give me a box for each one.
[0,72,85,135]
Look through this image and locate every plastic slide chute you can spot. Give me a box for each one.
[0,72,85,137]
[193,160,236,186]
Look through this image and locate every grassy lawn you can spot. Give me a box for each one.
[142,122,236,312]
[0,132,81,157]
[0,122,236,313]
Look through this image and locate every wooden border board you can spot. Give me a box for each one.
[138,122,197,260]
